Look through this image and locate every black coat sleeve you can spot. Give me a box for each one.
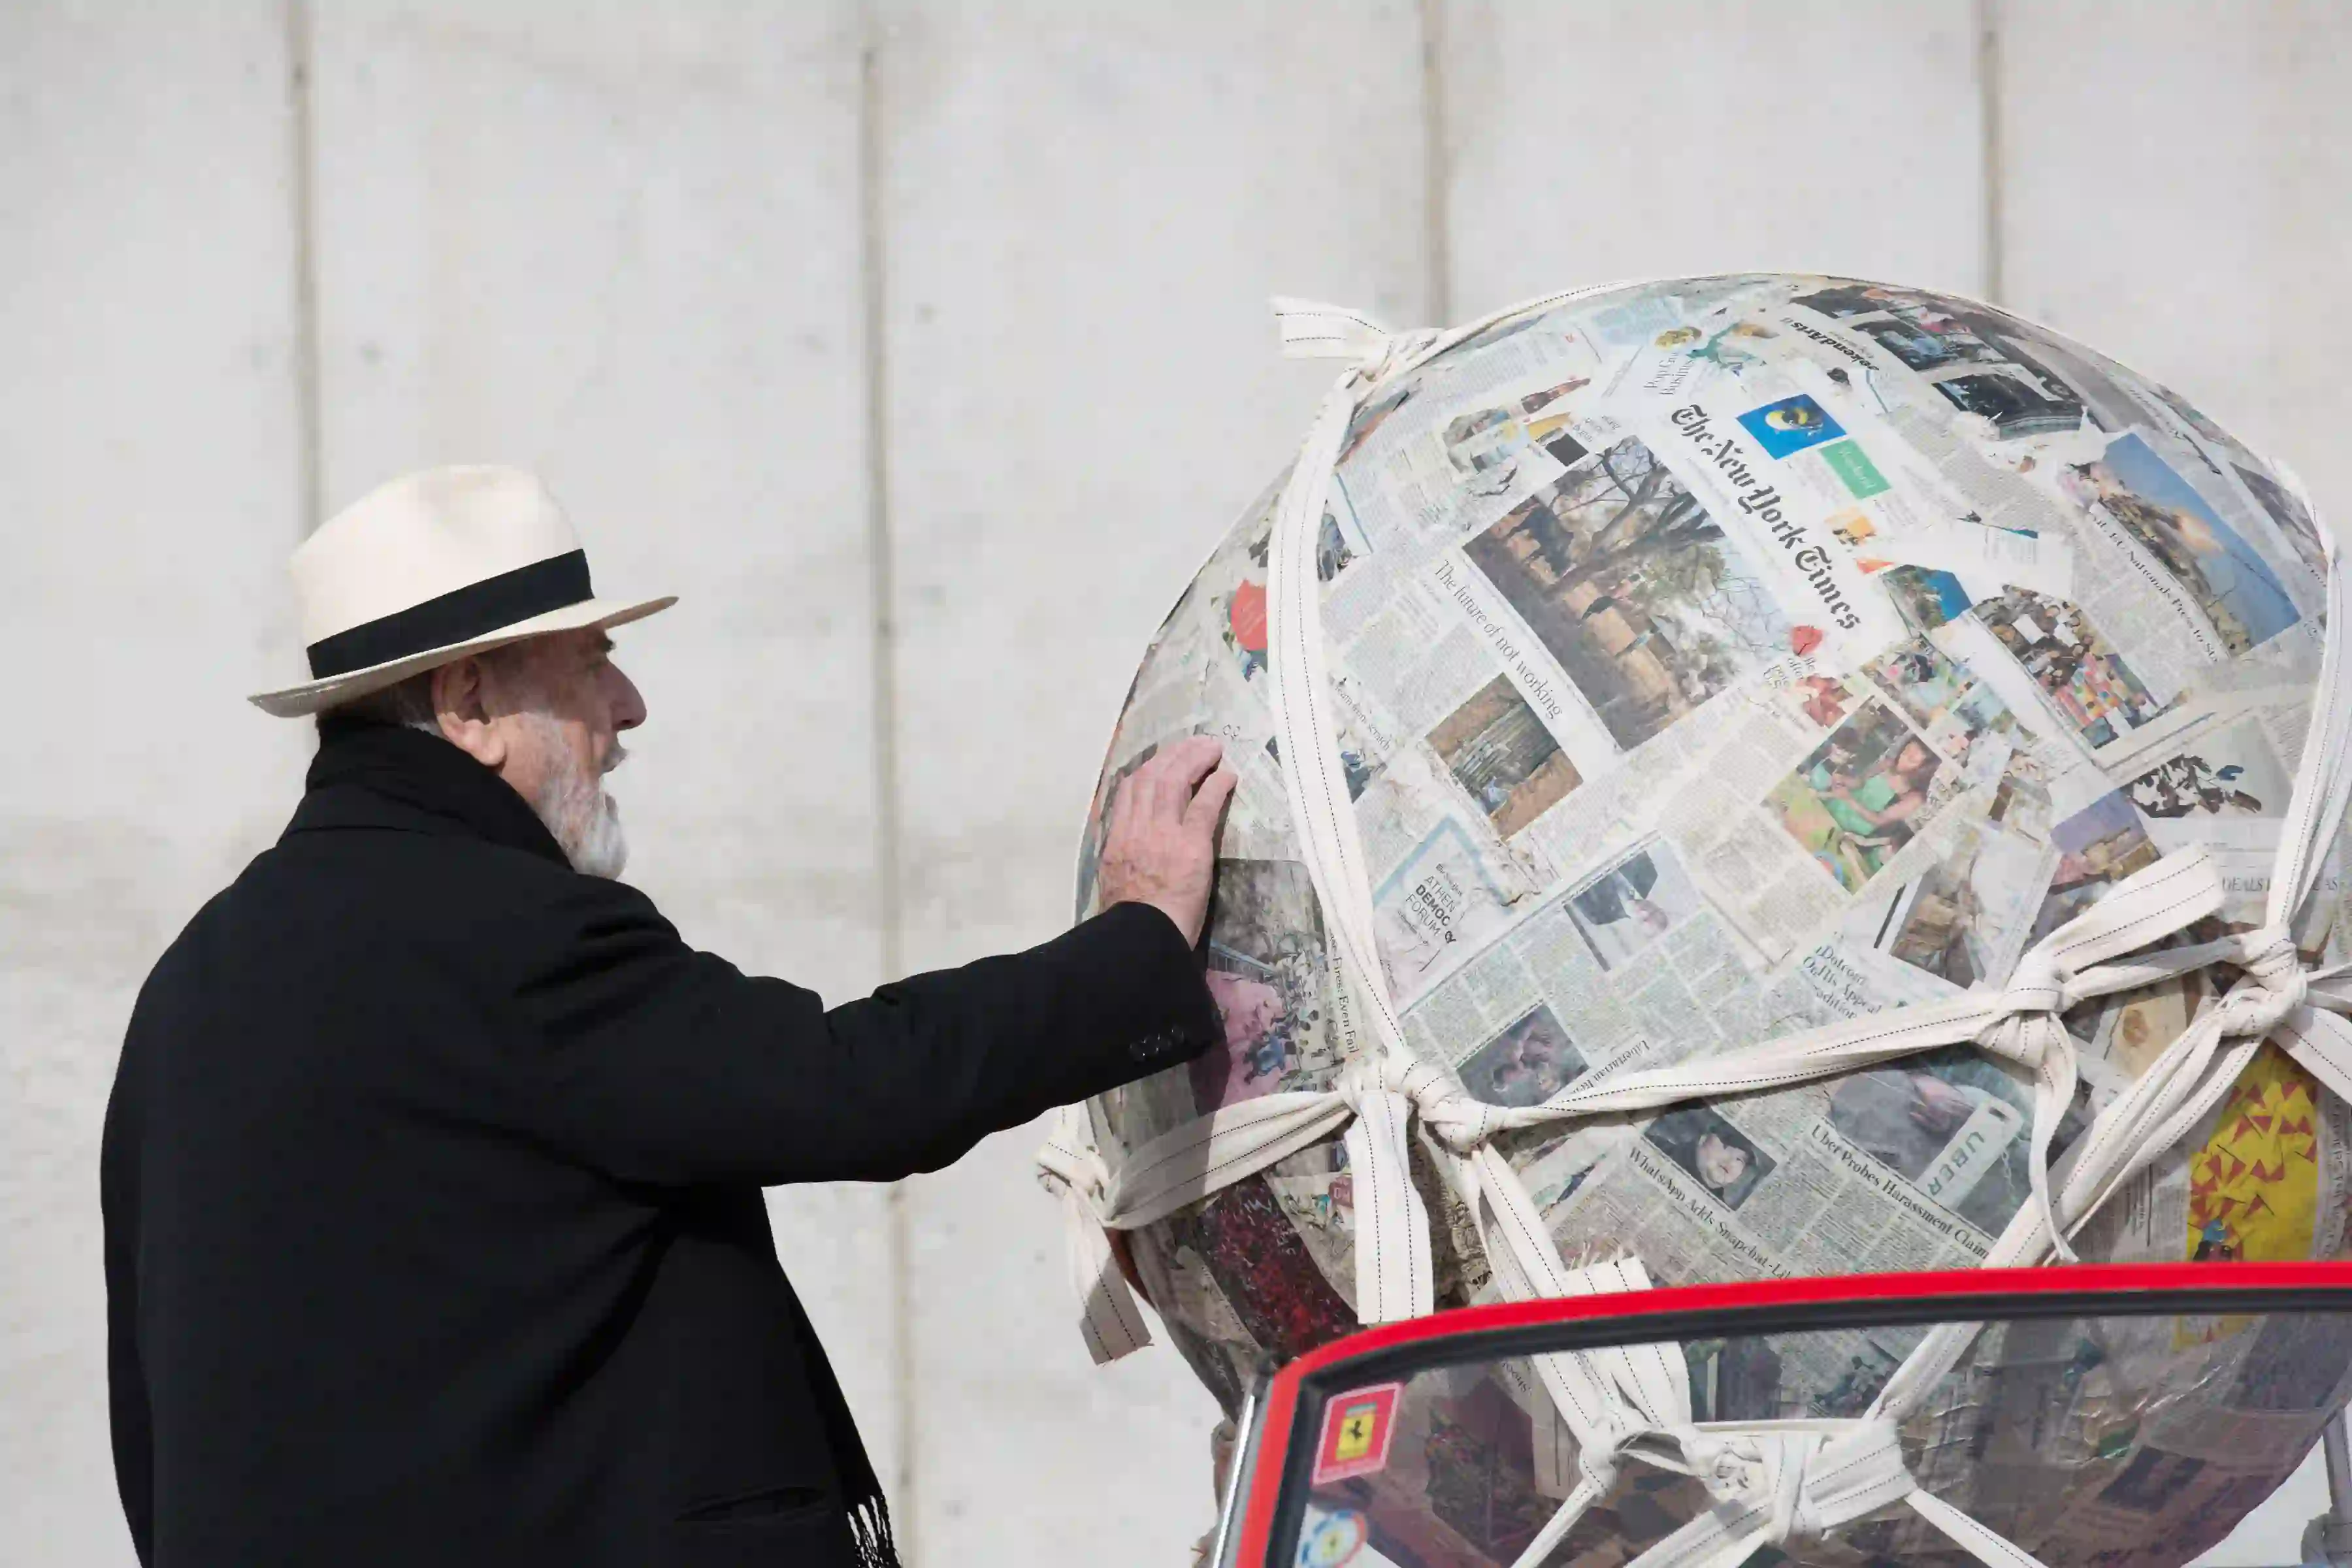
[510,887,1221,1187]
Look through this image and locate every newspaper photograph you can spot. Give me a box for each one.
[1852,791,2057,991]
[1454,431,1795,752]
[1970,587,2175,754]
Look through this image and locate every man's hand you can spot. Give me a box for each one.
[1098,735,1236,947]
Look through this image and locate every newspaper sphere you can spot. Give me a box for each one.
[1075,275,2347,1567]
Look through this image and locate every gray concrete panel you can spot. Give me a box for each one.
[1999,1,2352,509]
[1439,0,1987,316]
[0,3,310,1560]
[303,0,903,1480]
[875,1,1428,1558]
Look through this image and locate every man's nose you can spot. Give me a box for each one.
[608,662,648,732]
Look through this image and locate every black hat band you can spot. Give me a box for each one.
[304,549,594,679]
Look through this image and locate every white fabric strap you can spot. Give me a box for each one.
[1471,1257,1692,1508]
[1507,1392,2043,1568]
[1616,1420,1924,1568]
[1457,1160,2026,1568]
[2279,991,2352,1106]
[1092,1090,1354,1231]
[1339,1080,1433,1322]
[1505,1475,1608,1568]
[1452,1155,2036,1568]
[1452,1155,1690,1475]
[1910,1495,2060,1568]
[1264,383,1413,1065]
[1271,297,1399,368]
[2265,472,2352,925]
[1035,1103,1154,1364]
[1261,331,1446,1331]
[1035,1075,1440,1350]
[1909,1490,2055,1568]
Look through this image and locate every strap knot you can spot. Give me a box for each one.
[1682,1431,1770,1506]
[1786,1418,1915,1541]
[1575,1443,1622,1497]
[1967,949,2077,1070]
[1365,326,1445,384]
[1331,1057,1439,1324]
[1338,1051,1409,1107]
[1034,1105,1111,1208]
[1603,1418,1912,1549]
[1273,297,1441,386]
[1347,1047,1498,1152]
[2000,949,2072,1015]
[2216,924,2309,1041]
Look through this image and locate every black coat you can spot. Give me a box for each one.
[103,721,1218,1567]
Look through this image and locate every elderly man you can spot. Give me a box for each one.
[103,467,1233,1568]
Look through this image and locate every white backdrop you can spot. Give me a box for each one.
[7,2,2352,1563]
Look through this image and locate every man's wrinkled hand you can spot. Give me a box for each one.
[1098,734,1236,948]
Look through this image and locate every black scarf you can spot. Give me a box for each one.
[307,719,903,1567]
[775,1277,900,1568]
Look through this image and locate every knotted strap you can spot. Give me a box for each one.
[1273,297,1441,382]
[1614,1420,1923,1568]
[1501,1322,2046,1568]
[1338,1068,1433,1322]
[1035,1102,1155,1364]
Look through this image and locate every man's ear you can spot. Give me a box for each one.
[432,657,507,769]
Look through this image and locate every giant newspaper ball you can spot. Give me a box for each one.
[1075,276,2350,1567]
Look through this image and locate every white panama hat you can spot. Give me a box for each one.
[249,465,676,718]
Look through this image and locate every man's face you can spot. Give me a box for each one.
[1694,1131,1750,1192]
[495,629,647,801]
[453,627,647,878]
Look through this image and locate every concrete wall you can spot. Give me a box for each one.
[5,1,2347,1562]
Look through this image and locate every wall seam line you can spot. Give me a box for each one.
[285,0,325,536]
[1976,0,2005,305]
[857,10,919,1561]
[1419,0,1452,323]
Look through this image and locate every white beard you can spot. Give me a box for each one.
[521,713,629,879]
